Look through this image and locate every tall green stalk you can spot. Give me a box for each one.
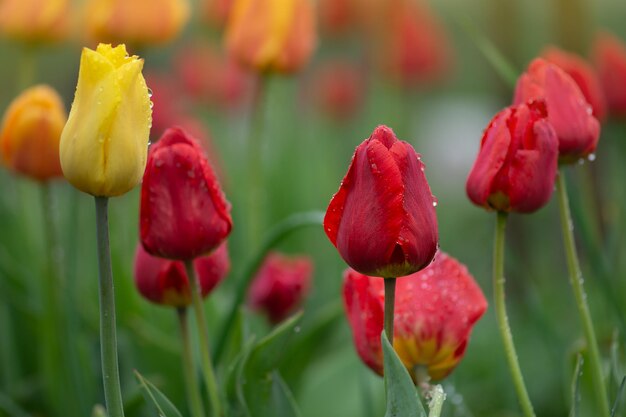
[176,308,206,417]
[556,172,610,417]
[384,278,397,343]
[94,196,124,417]
[493,212,535,417]
[185,260,222,417]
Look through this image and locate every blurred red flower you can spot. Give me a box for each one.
[248,252,313,324]
[466,101,559,213]
[514,58,600,163]
[134,242,229,307]
[324,125,438,278]
[307,60,366,121]
[343,252,487,381]
[140,127,232,260]
[593,32,626,118]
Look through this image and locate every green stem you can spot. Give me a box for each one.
[493,211,536,417]
[176,308,206,417]
[185,260,222,417]
[556,171,610,417]
[94,196,124,417]
[17,45,36,92]
[384,278,396,343]
[427,385,446,417]
[213,211,324,363]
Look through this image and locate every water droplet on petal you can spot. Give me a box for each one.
[147,88,153,98]
[588,153,596,162]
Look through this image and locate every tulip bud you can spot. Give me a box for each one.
[0,85,66,181]
[324,125,438,278]
[466,101,559,213]
[225,0,317,74]
[248,252,313,324]
[135,242,229,307]
[84,0,190,46]
[343,252,487,381]
[0,0,69,43]
[60,43,152,197]
[542,46,607,121]
[593,32,626,118]
[140,127,232,260]
[514,58,600,163]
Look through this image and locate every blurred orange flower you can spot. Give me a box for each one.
[84,0,190,46]
[0,85,66,181]
[0,0,69,43]
[225,0,317,74]
[318,0,358,36]
[201,0,235,28]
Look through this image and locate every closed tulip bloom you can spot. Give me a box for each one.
[60,43,152,197]
[466,101,559,213]
[85,0,190,46]
[134,242,229,307]
[542,46,607,121]
[248,252,313,324]
[343,252,487,381]
[140,127,232,260]
[225,0,317,73]
[593,32,626,118]
[324,125,438,278]
[514,58,600,162]
[0,85,66,181]
[0,0,68,43]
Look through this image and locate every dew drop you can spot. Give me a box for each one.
[588,153,596,162]
[147,88,153,98]
[294,326,301,333]
[187,170,196,178]
[155,159,164,168]
[149,101,154,109]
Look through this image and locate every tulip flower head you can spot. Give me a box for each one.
[343,252,487,381]
[248,252,313,324]
[324,125,438,278]
[0,0,69,43]
[542,46,607,121]
[308,60,366,121]
[466,101,559,213]
[1,85,66,181]
[514,58,600,163]
[85,0,190,46]
[593,32,626,118]
[135,242,229,307]
[140,127,232,260]
[60,43,152,197]
[225,0,317,74]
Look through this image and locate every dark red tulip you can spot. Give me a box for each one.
[514,58,600,162]
[134,242,229,307]
[324,125,438,278]
[248,252,313,324]
[343,252,487,381]
[140,127,232,260]
[593,32,626,118]
[542,46,607,121]
[466,101,559,213]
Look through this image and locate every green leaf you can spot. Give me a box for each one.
[381,331,427,417]
[611,376,626,417]
[569,353,583,417]
[237,313,304,417]
[134,370,183,417]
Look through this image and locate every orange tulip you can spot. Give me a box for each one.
[0,85,66,181]
[84,0,190,46]
[225,0,317,74]
[0,0,69,43]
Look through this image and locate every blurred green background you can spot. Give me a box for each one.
[1,0,626,416]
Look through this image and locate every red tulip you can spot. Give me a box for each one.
[343,252,487,381]
[593,32,626,118]
[542,46,607,121]
[514,58,600,162]
[308,60,365,121]
[248,252,313,324]
[466,101,559,213]
[134,242,229,307]
[318,0,357,36]
[140,127,232,260]
[324,125,438,278]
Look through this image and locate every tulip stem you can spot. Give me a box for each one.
[176,308,206,417]
[556,171,610,417]
[493,211,535,417]
[184,260,222,417]
[384,278,396,343]
[94,196,125,417]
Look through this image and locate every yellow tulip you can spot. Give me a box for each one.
[60,43,152,197]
